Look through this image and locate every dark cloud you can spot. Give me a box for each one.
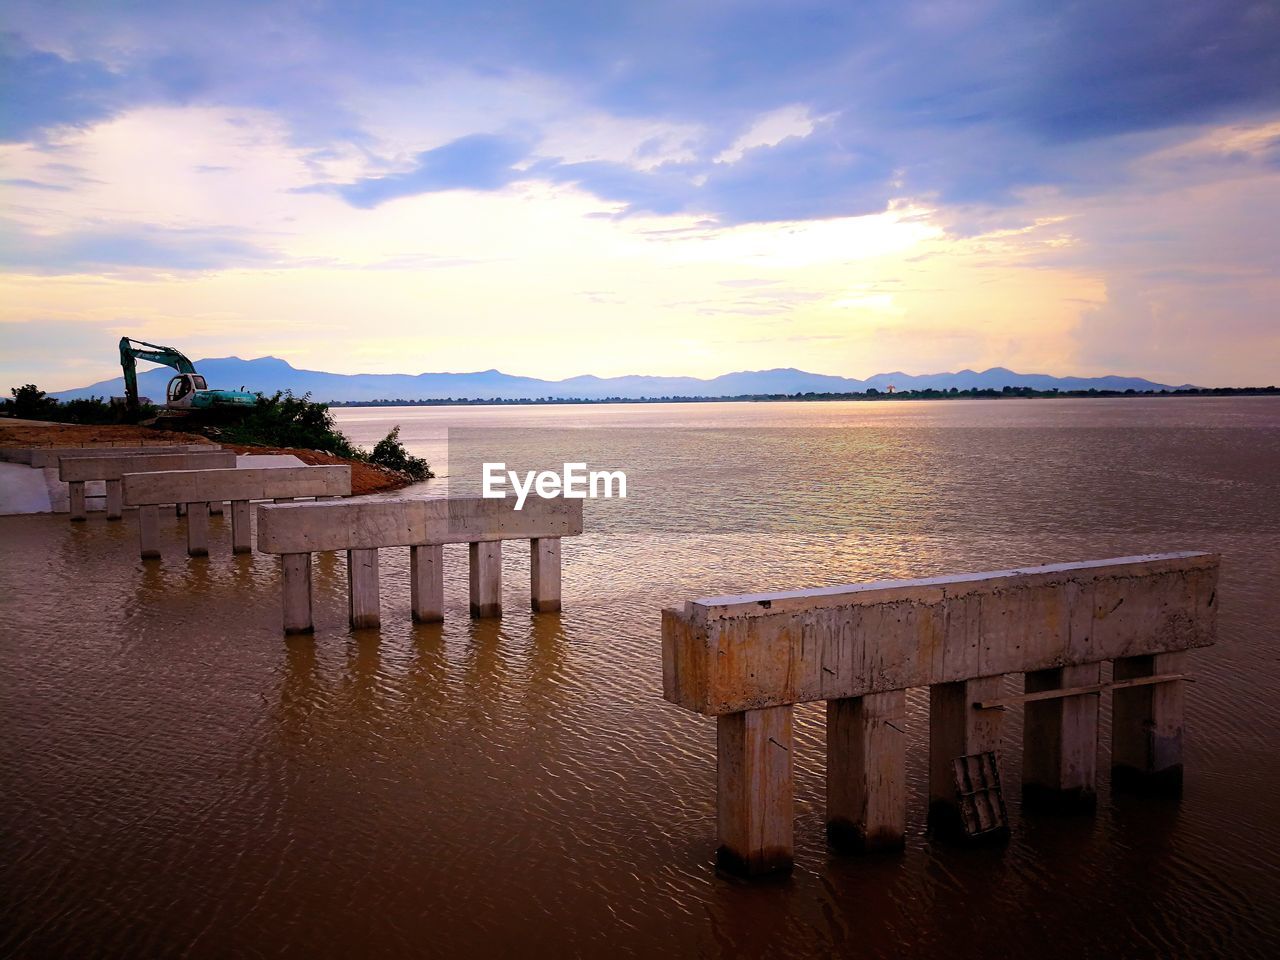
[0,221,275,273]
[3,1,1279,220]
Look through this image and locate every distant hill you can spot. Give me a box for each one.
[51,357,1192,403]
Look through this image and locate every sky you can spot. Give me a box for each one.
[2,0,1278,392]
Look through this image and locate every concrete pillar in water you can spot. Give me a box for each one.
[469,541,502,618]
[69,481,86,521]
[928,675,1005,838]
[175,502,187,517]
[826,690,907,852]
[138,504,160,559]
[410,543,444,623]
[105,480,123,521]
[1112,652,1186,792]
[530,537,562,613]
[209,499,224,516]
[186,502,210,557]
[230,500,252,554]
[1023,663,1101,813]
[717,704,794,877]
[347,547,380,628]
[282,553,313,634]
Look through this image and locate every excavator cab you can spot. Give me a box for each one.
[166,373,208,408]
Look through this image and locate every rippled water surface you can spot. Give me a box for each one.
[2,398,1278,958]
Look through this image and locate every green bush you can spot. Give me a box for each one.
[221,390,363,457]
[370,426,433,481]
[5,384,57,419]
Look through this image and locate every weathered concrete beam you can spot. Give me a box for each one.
[282,554,313,634]
[469,541,502,618]
[928,676,1006,839]
[255,496,582,554]
[662,553,1219,716]
[827,690,907,853]
[530,537,562,613]
[347,548,380,628]
[123,465,350,506]
[410,544,444,622]
[18,444,212,468]
[1113,651,1187,792]
[1022,663,1101,813]
[60,450,235,483]
[717,705,794,877]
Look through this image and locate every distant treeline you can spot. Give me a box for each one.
[329,385,1279,407]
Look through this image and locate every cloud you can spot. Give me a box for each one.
[0,35,122,142]
[316,133,531,208]
[0,221,275,273]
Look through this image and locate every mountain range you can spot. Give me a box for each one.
[51,356,1193,403]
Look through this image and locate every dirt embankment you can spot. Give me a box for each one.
[0,420,411,496]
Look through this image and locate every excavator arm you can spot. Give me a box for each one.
[119,337,198,412]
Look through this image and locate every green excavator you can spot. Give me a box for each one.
[119,336,257,420]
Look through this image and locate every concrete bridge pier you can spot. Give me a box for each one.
[282,554,313,634]
[410,544,445,622]
[186,502,211,557]
[347,548,381,628]
[105,480,124,520]
[469,541,502,618]
[928,676,1005,839]
[826,690,907,853]
[69,481,87,521]
[530,537,562,613]
[1112,652,1186,791]
[138,505,161,559]
[717,705,794,877]
[230,501,252,553]
[1022,664,1101,813]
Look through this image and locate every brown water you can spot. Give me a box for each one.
[2,398,1278,959]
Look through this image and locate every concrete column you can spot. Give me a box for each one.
[1023,663,1101,813]
[468,541,502,618]
[717,705,794,877]
[347,547,380,629]
[282,553,313,634]
[105,480,123,520]
[928,675,1005,838]
[175,502,187,517]
[69,481,86,521]
[209,499,224,516]
[138,504,160,559]
[186,502,210,557]
[530,537,562,613]
[1112,652,1186,792]
[230,500,252,554]
[826,690,907,853]
[410,543,444,622]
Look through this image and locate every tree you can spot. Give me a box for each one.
[7,384,57,419]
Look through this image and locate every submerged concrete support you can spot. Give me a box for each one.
[230,500,252,554]
[1112,652,1186,792]
[69,481,86,521]
[138,505,160,559]
[282,553,313,634]
[105,480,123,520]
[530,537,562,613]
[209,500,224,516]
[347,548,380,628]
[928,676,1005,839]
[469,541,502,618]
[186,502,210,557]
[826,690,907,853]
[410,544,444,622]
[717,705,794,877]
[1023,663,1101,812]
